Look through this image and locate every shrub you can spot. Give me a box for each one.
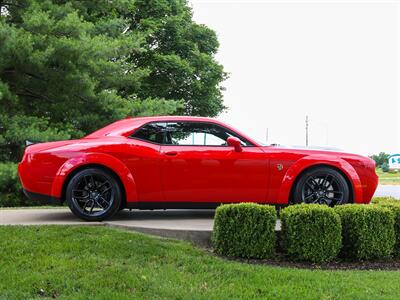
[212,203,277,259]
[381,163,390,172]
[0,162,34,207]
[334,205,395,260]
[371,197,399,205]
[374,202,400,257]
[280,204,341,263]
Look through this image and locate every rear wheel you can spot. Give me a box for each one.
[66,168,121,221]
[292,167,350,206]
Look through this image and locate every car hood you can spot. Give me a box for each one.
[262,144,371,162]
[268,144,345,152]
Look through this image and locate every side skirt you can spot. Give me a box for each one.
[126,202,280,210]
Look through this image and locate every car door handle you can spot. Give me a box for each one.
[163,151,178,156]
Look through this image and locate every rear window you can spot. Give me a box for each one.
[130,122,166,144]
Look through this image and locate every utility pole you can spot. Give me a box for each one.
[266,128,269,144]
[305,115,309,147]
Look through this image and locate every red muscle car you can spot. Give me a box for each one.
[18,116,378,221]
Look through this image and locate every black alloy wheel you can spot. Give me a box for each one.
[66,168,122,221]
[292,167,350,206]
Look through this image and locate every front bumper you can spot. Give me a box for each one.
[23,189,61,206]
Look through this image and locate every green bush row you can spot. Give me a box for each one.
[0,162,35,207]
[212,203,277,259]
[334,204,395,260]
[213,201,400,263]
[373,200,400,257]
[281,204,341,263]
[371,196,399,205]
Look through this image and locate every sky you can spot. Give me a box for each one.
[189,0,400,156]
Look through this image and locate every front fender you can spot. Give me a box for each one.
[278,155,363,203]
[51,152,137,202]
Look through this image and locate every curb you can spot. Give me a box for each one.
[105,223,213,247]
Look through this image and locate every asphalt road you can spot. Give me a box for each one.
[374,185,400,199]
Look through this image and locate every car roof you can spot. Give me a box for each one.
[129,116,218,122]
[84,116,260,146]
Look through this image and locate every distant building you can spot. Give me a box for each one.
[388,154,400,170]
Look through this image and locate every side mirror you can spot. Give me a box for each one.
[227,136,242,152]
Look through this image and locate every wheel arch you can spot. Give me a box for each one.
[60,163,127,208]
[278,156,363,204]
[51,153,138,204]
[288,164,354,204]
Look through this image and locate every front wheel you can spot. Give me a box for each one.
[292,167,350,206]
[65,168,122,221]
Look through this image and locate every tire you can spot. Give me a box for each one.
[65,167,122,221]
[292,166,350,206]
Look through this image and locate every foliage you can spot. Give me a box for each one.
[334,204,395,260]
[371,197,399,205]
[381,163,390,173]
[2,226,400,299]
[212,203,277,259]
[280,204,342,263]
[373,201,400,257]
[369,152,390,168]
[0,162,36,206]
[0,0,226,162]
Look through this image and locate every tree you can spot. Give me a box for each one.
[369,152,390,168]
[0,0,226,161]
[128,0,227,116]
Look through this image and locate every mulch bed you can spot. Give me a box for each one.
[208,250,400,270]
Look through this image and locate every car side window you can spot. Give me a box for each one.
[131,122,166,144]
[165,122,251,146]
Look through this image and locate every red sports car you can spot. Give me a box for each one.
[18,116,378,221]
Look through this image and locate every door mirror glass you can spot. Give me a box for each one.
[227,136,242,152]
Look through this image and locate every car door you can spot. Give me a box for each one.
[160,121,269,204]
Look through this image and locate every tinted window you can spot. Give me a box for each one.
[165,122,252,146]
[131,122,166,144]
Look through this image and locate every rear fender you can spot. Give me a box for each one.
[51,153,137,202]
[278,155,363,203]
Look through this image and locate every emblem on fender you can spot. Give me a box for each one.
[277,164,283,171]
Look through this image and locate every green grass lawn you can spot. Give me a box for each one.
[1,226,400,299]
[376,168,400,185]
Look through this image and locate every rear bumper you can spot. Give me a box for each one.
[23,189,61,206]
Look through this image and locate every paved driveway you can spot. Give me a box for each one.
[0,208,215,229]
[0,208,282,246]
[374,185,400,199]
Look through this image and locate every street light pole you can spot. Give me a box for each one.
[305,115,309,147]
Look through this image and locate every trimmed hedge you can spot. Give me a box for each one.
[280,204,342,263]
[374,202,400,257]
[335,205,395,260]
[212,203,277,259]
[371,197,399,205]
